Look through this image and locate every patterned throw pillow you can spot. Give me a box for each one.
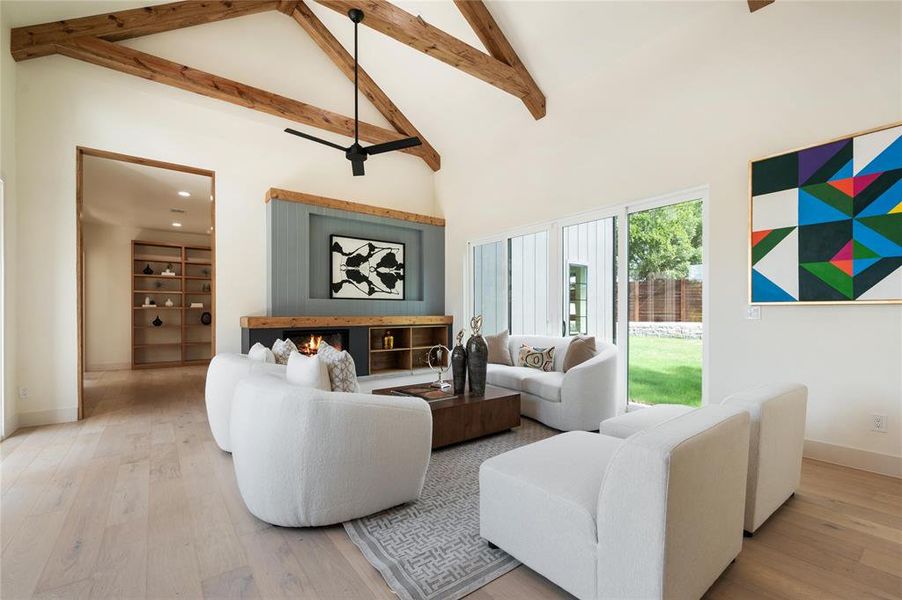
[317,342,360,392]
[272,338,298,365]
[517,344,555,372]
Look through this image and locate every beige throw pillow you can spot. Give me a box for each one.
[485,330,513,366]
[563,336,596,372]
[517,344,555,372]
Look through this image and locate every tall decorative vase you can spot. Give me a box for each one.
[466,316,488,396]
[451,329,467,395]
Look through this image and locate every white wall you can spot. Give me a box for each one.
[82,222,210,371]
[9,12,435,424]
[0,4,18,437]
[437,1,902,472]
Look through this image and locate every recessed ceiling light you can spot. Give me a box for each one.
[209,195,213,201]
[172,222,183,228]
[178,191,191,198]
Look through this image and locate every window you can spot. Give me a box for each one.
[508,231,548,335]
[472,241,506,336]
[568,264,588,334]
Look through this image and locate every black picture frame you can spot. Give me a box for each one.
[329,234,406,300]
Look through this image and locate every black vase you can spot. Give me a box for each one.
[152,316,163,327]
[143,264,153,275]
[201,312,212,326]
[451,343,467,395]
[466,334,488,396]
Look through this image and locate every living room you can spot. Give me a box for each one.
[1,1,900,599]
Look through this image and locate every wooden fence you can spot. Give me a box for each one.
[629,279,702,322]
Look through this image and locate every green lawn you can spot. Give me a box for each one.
[628,336,702,407]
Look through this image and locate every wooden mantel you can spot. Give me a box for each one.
[266,188,446,227]
[241,315,453,329]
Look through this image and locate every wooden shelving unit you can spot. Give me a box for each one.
[368,325,449,375]
[132,240,214,369]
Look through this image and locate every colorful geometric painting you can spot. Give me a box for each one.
[750,123,902,304]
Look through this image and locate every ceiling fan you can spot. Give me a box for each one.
[285,8,421,176]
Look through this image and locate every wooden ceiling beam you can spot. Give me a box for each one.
[453,0,544,119]
[54,37,434,164]
[315,0,532,102]
[11,1,281,62]
[287,1,440,170]
[747,0,775,12]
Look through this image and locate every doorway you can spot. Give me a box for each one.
[76,148,215,419]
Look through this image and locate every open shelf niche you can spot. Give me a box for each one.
[132,240,214,369]
[368,325,449,376]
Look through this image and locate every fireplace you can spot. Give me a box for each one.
[286,329,350,356]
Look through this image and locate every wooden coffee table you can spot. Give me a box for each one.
[371,383,521,449]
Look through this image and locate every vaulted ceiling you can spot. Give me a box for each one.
[8,0,553,172]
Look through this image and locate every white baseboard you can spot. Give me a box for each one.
[86,362,131,372]
[804,439,902,479]
[2,413,19,439]
[17,407,78,428]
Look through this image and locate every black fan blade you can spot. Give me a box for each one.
[284,128,347,152]
[351,159,365,176]
[364,136,421,155]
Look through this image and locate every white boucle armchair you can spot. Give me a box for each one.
[480,405,750,600]
[205,353,286,452]
[230,374,432,527]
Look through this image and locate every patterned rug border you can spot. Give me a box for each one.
[342,419,556,600]
[344,519,520,600]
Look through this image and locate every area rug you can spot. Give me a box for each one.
[344,419,555,600]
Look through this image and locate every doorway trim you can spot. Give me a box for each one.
[75,147,216,419]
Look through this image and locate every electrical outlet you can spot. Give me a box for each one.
[746,306,761,320]
[17,386,28,400]
[871,414,887,433]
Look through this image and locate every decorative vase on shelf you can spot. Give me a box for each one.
[201,312,212,326]
[451,329,467,395]
[164,298,174,308]
[152,316,163,327]
[466,315,488,396]
[143,264,153,275]
[143,296,152,306]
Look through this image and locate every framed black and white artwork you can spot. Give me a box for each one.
[330,235,406,300]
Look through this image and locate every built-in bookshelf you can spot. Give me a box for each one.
[368,325,449,376]
[132,240,214,369]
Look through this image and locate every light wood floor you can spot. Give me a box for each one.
[1,367,900,599]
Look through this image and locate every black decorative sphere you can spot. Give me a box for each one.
[201,312,212,326]
[152,316,163,327]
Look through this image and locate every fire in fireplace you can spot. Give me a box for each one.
[287,329,349,356]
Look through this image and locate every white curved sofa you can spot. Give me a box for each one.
[486,335,617,431]
[230,374,432,527]
[205,353,286,452]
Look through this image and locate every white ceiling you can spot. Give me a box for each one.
[82,155,213,234]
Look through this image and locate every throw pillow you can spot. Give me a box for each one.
[317,342,360,392]
[485,330,513,366]
[517,344,555,372]
[563,336,596,372]
[272,338,298,365]
[247,342,276,363]
[286,351,331,391]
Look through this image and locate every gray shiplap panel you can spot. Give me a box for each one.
[267,200,444,317]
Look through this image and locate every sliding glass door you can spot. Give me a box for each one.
[561,217,617,342]
[626,200,703,407]
[468,187,706,408]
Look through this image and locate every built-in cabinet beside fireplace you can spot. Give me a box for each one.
[241,316,452,377]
